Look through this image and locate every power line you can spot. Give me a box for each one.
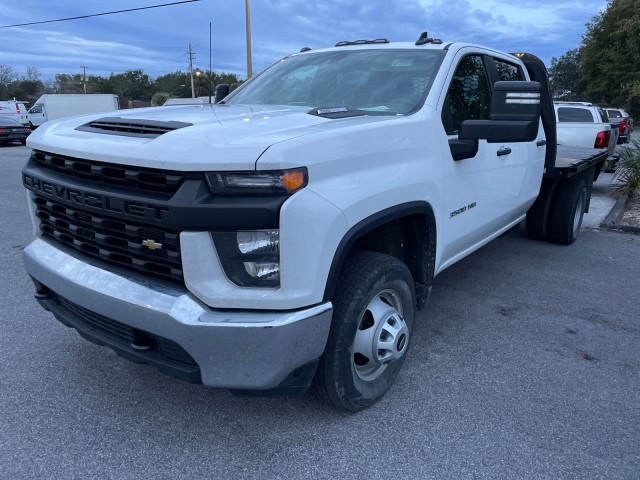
[0,0,200,29]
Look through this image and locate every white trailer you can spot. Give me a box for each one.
[27,94,119,128]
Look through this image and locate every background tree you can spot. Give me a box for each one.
[154,71,191,98]
[24,66,41,82]
[0,66,45,105]
[549,49,586,100]
[3,63,241,107]
[106,69,154,108]
[53,74,84,93]
[151,92,170,106]
[581,0,640,114]
[86,74,111,94]
[0,65,18,98]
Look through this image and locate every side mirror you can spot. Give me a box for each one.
[459,81,542,143]
[215,84,230,103]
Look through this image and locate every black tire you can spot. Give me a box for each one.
[312,251,416,412]
[20,139,27,145]
[549,178,587,245]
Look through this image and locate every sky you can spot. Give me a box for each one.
[1,0,608,85]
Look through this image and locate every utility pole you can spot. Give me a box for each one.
[80,65,88,94]
[188,44,196,98]
[245,0,252,79]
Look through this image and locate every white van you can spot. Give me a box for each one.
[0,99,29,125]
[27,94,119,128]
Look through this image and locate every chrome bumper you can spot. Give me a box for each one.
[23,239,333,390]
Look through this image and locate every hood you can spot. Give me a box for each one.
[26,104,393,171]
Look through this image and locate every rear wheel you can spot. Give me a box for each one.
[313,252,416,412]
[549,178,587,245]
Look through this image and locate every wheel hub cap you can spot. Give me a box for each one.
[353,290,410,381]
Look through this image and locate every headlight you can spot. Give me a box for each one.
[211,229,280,288]
[205,168,307,195]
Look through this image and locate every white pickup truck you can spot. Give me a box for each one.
[21,34,607,411]
[554,101,619,158]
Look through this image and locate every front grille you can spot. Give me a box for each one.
[31,150,188,194]
[33,194,183,283]
[52,293,199,368]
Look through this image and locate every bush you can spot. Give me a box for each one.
[613,137,640,197]
[151,92,170,106]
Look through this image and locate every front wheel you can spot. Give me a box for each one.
[313,251,416,412]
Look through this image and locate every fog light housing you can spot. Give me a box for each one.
[211,229,280,287]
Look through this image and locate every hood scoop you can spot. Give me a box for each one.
[76,117,192,138]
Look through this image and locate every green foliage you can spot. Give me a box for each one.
[155,71,191,98]
[106,70,154,107]
[53,73,84,94]
[581,0,640,115]
[613,137,640,197]
[151,92,170,106]
[549,49,586,100]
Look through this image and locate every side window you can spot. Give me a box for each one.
[493,59,523,81]
[598,108,609,122]
[556,107,594,122]
[441,55,491,135]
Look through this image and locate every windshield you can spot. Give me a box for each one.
[225,49,444,116]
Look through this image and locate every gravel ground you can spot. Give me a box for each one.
[619,194,640,228]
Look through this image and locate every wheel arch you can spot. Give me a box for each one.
[323,201,437,310]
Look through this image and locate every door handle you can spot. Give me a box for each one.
[497,147,512,157]
[536,139,547,147]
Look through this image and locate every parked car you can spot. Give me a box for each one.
[0,115,31,145]
[605,108,633,143]
[0,99,29,125]
[554,101,619,171]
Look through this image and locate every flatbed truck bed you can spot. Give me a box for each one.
[548,145,608,180]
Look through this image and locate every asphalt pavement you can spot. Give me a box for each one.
[1,144,639,479]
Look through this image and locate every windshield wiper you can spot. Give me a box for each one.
[308,107,394,118]
[309,107,363,118]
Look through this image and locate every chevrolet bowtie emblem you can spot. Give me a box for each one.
[142,239,163,250]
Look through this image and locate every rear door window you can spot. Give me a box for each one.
[493,59,523,81]
[557,107,594,122]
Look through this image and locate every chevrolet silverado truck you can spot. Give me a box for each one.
[21,33,607,411]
